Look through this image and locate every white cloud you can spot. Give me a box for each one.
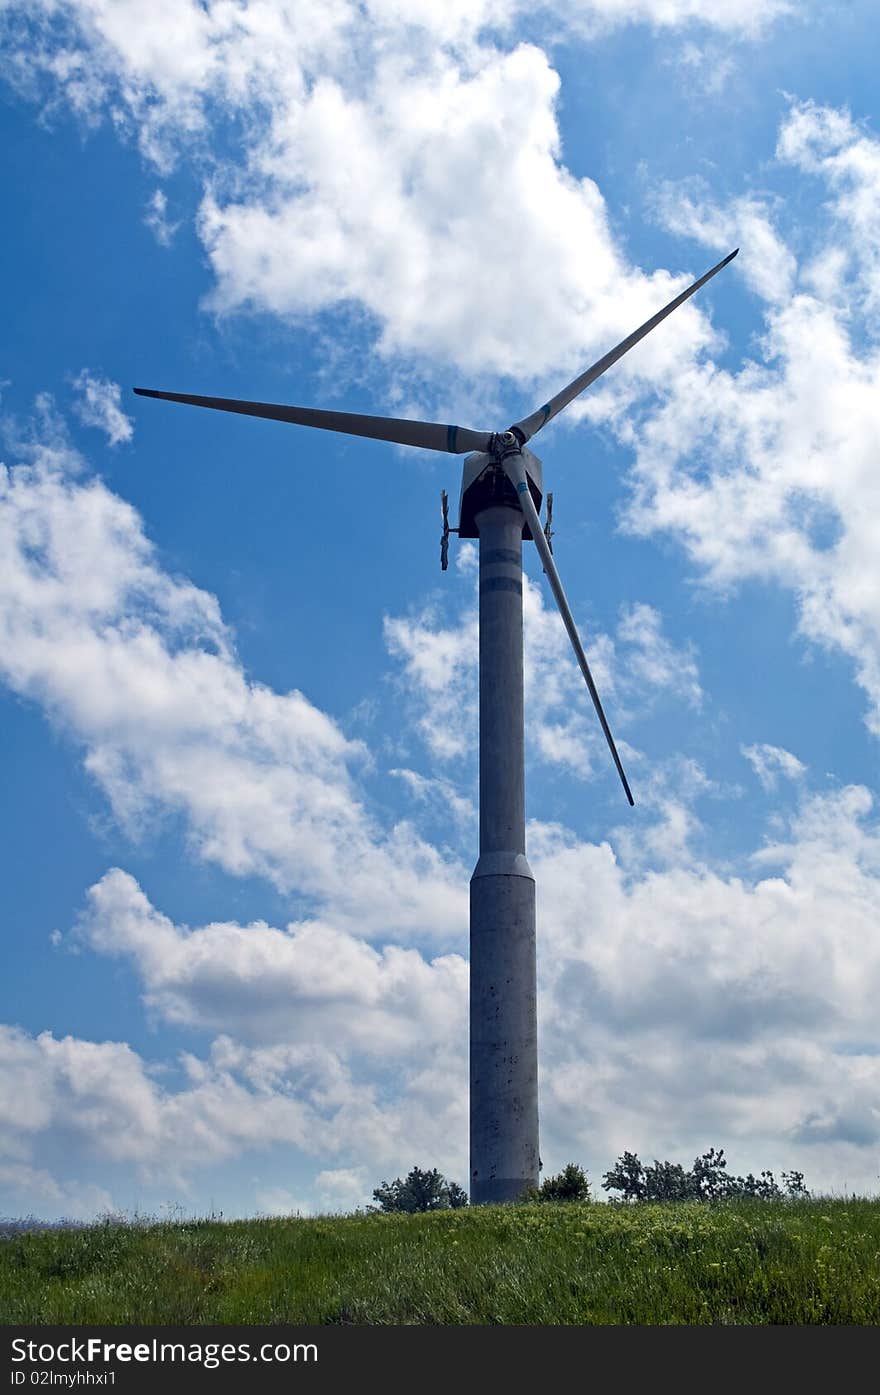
[563,0,792,37]
[608,754,715,868]
[742,742,806,791]
[0,424,465,939]
[615,601,702,710]
[260,1166,372,1214]
[389,768,475,829]
[2,0,780,396]
[632,101,880,735]
[672,40,736,95]
[2,0,795,147]
[196,40,717,386]
[0,1026,163,1169]
[71,371,133,446]
[254,1185,312,1216]
[652,184,796,305]
[7,779,880,1208]
[776,100,880,313]
[314,1166,369,1211]
[385,575,700,782]
[531,782,880,1192]
[143,188,178,246]
[74,867,467,1055]
[383,601,477,762]
[0,1022,469,1210]
[0,1164,115,1222]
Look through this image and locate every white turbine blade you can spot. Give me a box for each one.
[133,388,493,455]
[503,455,635,806]
[510,249,738,444]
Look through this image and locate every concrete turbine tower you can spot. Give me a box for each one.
[134,248,737,1204]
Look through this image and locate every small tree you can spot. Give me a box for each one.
[371,1166,468,1213]
[536,1162,592,1202]
[690,1147,733,1201]
[782,1169,810,1199]
[601,1150,646,1202]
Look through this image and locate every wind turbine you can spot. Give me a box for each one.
[135,247,737,1205]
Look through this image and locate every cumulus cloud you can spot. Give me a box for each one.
[196,41,718,386]
[777,99,880,312]
[0,425,465,939]
[74,867,467,1054]
[6,779,880,1209]
[1,0,771,396]
[1,0,794,155]
[385,573,700,781]
[71,371,133,446]
[0,1022,468,1211]
[630,100,880,736]
[532,782,880,1191]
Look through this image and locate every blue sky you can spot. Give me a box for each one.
[2,0,880,1220]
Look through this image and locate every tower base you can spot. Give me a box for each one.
[469,858,539,1205]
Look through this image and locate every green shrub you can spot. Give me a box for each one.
[371,1166,468,1213]
[533,1162,592,1203]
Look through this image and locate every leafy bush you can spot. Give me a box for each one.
[602,1148,811,1203]
[371,1166,468,1213]
[532,1162,592,1203]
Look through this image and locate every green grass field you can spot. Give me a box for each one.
[3,1199,879,1325]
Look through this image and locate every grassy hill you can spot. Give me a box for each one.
[3,1198,879,1325]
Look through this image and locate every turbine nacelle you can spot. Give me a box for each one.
[457,447,543,540]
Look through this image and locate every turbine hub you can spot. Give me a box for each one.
[491,429,522,460]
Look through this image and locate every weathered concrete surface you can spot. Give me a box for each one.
[470,503,539,1205]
